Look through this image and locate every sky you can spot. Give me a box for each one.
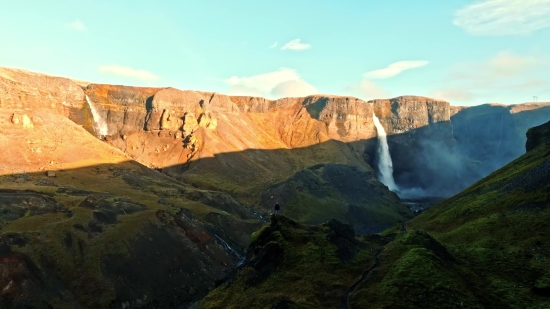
[1,0,550,106]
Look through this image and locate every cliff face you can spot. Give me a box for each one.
[450,103,550,191]
[369,96,458,196]
[83,84,163,136]
[82,89,384,197]
[2,67,550,199]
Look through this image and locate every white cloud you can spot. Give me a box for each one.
[449,51,549,81]
[487,51,548,76]
[227,85,267,97]
[223,68,316,98]
[343,78,389,101]
[436,50,549,104]
[224,68,300,93]
[281,39,311,51]
[430,88,475,102]
[98,65,160,81]
[505,79,548,89]
[270,80,317,97]
[454,0,550,36]
[269,42,278,49]
[65,19,86,31]
[363,61,429,79]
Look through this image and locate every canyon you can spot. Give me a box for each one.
[1,66,550,308]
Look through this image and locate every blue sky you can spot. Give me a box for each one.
[1,0,550,106]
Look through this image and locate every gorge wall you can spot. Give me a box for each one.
[2,67,550,199]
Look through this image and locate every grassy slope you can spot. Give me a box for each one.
[350,141,550,308]
[198,127,550,309]
[0,162,260,308]
[198,216,380,309]
[262,164,412,229]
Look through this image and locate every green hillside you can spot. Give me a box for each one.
[198,120,550,309]
[258,164,413,231]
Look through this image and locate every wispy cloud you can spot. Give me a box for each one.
[223,68,316,98]
[65,19,86,31]
[363,61,429,79]
[430,88,475,102]
[454,0,550,36]
[281,39,311,51]
[343,78,389,101]
[224,68,301,92]
[98,65,160,81]
[269,42,278,49]
[270,80,317,98]
[434,50,549,103]
[448,51,549,81]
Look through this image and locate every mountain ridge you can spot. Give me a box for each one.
[3,65,550,206]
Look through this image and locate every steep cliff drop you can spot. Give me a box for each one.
[372,112,398,191]
[85,94,108,138]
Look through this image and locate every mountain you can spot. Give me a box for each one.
[2,67,549,202]
[1,66,550,308]
[198,119,550,308]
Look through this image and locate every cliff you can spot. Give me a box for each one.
[2,66,550,200]
[2,66,550,308]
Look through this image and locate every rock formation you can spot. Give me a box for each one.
[2,66,550,199]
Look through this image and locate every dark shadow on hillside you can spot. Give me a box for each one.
[0,161,269,309]
[153,106,550,201]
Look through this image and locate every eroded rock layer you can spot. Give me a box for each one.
[2,67,550,198]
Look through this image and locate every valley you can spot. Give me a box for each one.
[1,66,549,308]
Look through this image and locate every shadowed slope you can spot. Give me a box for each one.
[348,120,550,308]
[198,216,383,309]
[258,164,413,232]
[198,119,550,309]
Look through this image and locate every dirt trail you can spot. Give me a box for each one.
[340,247,384,309]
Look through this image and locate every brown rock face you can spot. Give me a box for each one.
[0,67,86,123]
[3,67,550,198]
[83,84,163,136]
[371,96,452,134]
[89,89,383,197]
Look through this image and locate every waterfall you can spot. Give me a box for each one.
[213,234,243,260]
[372,112,398,191]
[85,95,108,137]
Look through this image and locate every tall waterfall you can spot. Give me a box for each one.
[85,95,108,137]
[372,112,398,191]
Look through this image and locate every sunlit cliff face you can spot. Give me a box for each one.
[2,67,550,198]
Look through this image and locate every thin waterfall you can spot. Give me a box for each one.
[372,112,398,191]
[85,95,108,137]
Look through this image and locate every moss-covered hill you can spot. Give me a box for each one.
[198,120,550,309]
[198,215,388,309]
[259,164,413,232]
